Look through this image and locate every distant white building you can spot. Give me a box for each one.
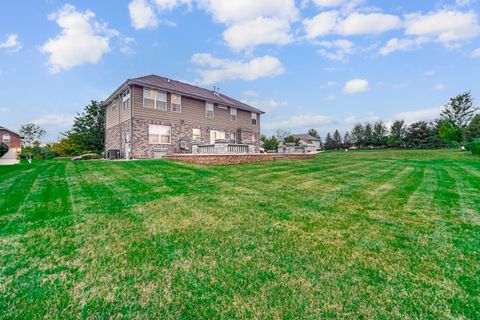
[292,134,322,150]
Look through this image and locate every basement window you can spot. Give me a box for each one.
[148,125,171,144]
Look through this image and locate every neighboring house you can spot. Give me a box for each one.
[0,126,23,159]
[292,134,322,150]
[103,75,264,159]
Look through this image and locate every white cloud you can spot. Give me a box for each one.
[303,11,338,38]
[456,0,474,6]
[0,107,9,113]
[223,17,293,50]
[404,10,480,45]
[303,11,401,39]
[191,53,284,84]
[421,69,436,76]
[433,83,446,91]
[41,4,115,73]
[32,114,74,127]
[0,34,22,52]
[392,106,442,124]
[243,90,259,97]
[263,113,335,130]
[472,48,480,57]
[154,0,192,11]
[243,98,288,112]
[345,112,379,124]
[343,78,369,94]
[324,94,336,101]
[129,0,158,29]
[379,37,428,55]
[312,0,348,7]
[336,12,402,35]
[318,39,354,60]
[320,81,337,88]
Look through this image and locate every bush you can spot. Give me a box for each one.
[466,139,480,155]
[0,142,8,157]
[19,147,56,160]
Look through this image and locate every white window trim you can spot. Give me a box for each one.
[143,88,167,111]
[230,107,237,122]
[206,102,214,118]
[171,93,182,113]
[3,134,11,143]
[210,130,225,143]
[192,128,201,141]
[251,112,258,125]
[148,124,171,145]
[122,90,131,110]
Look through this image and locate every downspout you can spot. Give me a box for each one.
[118,94,122,158]
[130,85,134,160]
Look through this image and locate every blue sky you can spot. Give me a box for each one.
[1,0,480,141]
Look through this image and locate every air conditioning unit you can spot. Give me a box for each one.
[108,149,121,159]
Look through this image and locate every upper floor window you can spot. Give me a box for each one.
[144,88,167,110]
[111,103,116,111]
[171,93,182,113]
[230,107,237,121]
[2,134,10,143]
[192,128,201,141]
[251,113,257,125]
[148,124,171,144]
[122,89,131,110]
[206,102,214,118]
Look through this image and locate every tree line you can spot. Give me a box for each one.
[262,92,480,153]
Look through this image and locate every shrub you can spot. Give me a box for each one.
[466,139,480,155]
[0,142,8,157]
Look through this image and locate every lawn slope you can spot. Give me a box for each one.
[0,150,479,319]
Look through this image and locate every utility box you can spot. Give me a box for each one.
[108,149,121,160]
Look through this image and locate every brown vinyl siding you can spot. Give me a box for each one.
[131,85,259,132]
[105,90,132,129]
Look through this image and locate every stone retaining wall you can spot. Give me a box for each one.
[163,153,315,165]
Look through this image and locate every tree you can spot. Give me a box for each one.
[343,131,352,149]
[308,128,320,139]
[284,135,300,146]
[333,130,342,149]
[372,121,387,147]
[46,135,82,156]
[19,123,46,147]
[405,121,435,148]
[261,135,279,151]
[0,142,8,157]
[387,120,406,148]
[275,129,290,141]
[69,100,106,152]
[465,114,480,142]
[437,119,463,144]
[440,91,478,129]
[351,124,364,147]
[364,123,373,147]
[324,132,334,150]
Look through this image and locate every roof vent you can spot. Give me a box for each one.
[167,78,171,83]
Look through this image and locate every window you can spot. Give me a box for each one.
[192,128,201,141]
[210,130,225,143]
[251,113,257,125]
[230,107,237,121]
[229,132,236,144]
[111,103,116,111]
[171,93,182,112]
[144,88,167,110]
[122,89,131,110]
[206,102,214,118]
[3,134,10,143]
[148,125,171,144]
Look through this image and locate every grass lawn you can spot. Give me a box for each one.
[0,149,479,319]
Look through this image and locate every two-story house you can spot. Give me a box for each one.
[0,126,22,160]
[103,75,264,159]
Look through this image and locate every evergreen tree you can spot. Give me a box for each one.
[372,121,387,147]
[465,114,480,142]
[324,132,334,150]
[343,131,352,149]
[308,128,320,139]
[364,123,373,147]
[406,121,433,148]
[333,130,342,149]
[261,135,279,151]
[441,91,478,128]
[388,120,406,148]
[351,124,364,147]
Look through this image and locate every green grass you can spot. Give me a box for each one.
[1,149,479,319]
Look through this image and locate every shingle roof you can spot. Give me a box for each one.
[292,134,321,142]
[0,126,22,137]
[103,75,264,114]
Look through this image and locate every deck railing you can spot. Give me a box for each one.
[228,144,249,153]
[197,144,215,154]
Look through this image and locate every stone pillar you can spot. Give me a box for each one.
[244,140,256,153]
[277,142,285,153]
[214,139,229,154]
